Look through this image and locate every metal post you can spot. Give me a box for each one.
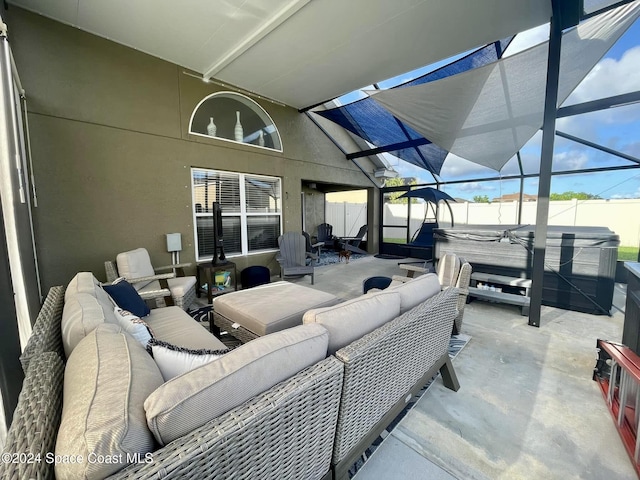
[516,152,524,225]
[529,4,564,328]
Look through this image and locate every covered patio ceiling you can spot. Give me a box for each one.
[7,0,553,110]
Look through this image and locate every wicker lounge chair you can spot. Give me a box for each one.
[105,247,197,310]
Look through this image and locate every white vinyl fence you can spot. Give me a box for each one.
[328,198,640,246]
[326,202,368,238]
[383,198,640,247]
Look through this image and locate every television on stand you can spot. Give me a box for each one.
[211,201,228,266]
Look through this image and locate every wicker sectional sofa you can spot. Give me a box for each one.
[1,271,460,480]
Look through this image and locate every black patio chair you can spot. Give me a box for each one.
[317,223,336,250]
[338,225,368,255]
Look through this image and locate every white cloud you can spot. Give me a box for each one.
[611,185,640,199]
[457,182,497,192]
[553,151,590,170]
[565,46,640,106]
[439,153,495,177]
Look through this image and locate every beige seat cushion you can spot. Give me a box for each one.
[212,281,340,336]
[390,273,441,313]
[61,293,119,358]
[145,306,227,351]
[116,248,155,290]
[303,290,401,354]
[144,323,329,445]
[55,324,164,480]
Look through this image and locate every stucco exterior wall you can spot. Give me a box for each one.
[6,8,379,288]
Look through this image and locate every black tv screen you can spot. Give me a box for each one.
[212,201,227,265]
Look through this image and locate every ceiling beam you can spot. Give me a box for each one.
[346,138,432,160]
[557,90,640,117]
[204,0,310,79]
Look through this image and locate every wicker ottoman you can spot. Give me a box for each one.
[212,281,340,343]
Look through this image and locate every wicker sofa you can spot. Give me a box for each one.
[301,276,460,479]
[2,271,459,480]
[2,273,343,480]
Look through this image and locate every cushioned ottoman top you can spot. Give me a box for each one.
[212,281,340,336]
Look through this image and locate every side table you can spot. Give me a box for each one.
[196,261,238,304]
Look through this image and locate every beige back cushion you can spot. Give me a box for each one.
[65,272,118,323]
[303,290,401,354]
[55,323,164,480]
[116,248,155,290]
[390,273,441,313]
[65,271,97,301]
[61,293,118,358]
[145,323,329,445]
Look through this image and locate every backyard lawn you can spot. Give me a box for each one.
[618,246,639,261]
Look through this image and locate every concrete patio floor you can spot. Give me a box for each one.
[285,255,636,479]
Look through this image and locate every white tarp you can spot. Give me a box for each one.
[368,3,640,171]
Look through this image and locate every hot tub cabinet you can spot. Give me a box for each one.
[434,225,619,315]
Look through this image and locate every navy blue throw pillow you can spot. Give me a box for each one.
[103,280,150,317]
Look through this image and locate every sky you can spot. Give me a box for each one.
[349,12,640,201]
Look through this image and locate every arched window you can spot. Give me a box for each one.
[189,92,282,151]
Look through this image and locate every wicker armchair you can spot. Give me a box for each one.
[105,247,197,310]
[435,253,471,334]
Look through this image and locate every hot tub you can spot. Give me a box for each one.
[434,225,619,315]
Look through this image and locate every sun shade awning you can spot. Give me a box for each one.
[314,40,512,176]
[366,2,640,171]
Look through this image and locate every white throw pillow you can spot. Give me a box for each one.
[113,306,154,347]
[148,338,230,381]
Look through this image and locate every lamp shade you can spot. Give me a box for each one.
[166,233,182,252]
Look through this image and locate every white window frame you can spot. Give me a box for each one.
[191,168,282,261]
[188,91,283,152]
